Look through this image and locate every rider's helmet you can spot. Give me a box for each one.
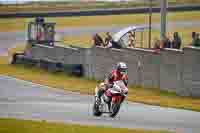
[116,62,128,75]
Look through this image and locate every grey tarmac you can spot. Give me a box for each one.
[0,75,200,133]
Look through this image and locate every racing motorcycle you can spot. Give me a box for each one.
[93,80,128,118]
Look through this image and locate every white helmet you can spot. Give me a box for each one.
[116,62,128,74]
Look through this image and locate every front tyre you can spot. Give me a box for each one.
[92,98,102,117]
[109,102,121,118]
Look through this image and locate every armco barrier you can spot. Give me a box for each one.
[28,44,93,77]
[1,5,200,18]
[25,44,200,97]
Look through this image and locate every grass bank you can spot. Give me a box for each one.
[1,49,200,112]
[0,11,200,32]
[0,118,172,133]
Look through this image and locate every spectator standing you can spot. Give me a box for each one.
[104,32,112,45]
[47,26,55,46]
[163,35,172,48]
[153,37,161,53]
[192,32,196,41]
[93,33,104,47]
[128,31,136,47]
[104,32,113,48]
[191,32,196,46]
[36,24,45,42]
[153,37,160,49]
[192,33,200,47]
[172,32,182,49]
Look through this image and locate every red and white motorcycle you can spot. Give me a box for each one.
[93,80,128,118]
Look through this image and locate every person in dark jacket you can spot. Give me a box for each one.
[192,32,196,41]
[163,35,172,48]
[172,32,182,49]
[192,33,200,47]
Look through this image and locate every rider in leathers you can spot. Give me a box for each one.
[95,62,128,102]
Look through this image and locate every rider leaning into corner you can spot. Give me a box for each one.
[95,62,128,102]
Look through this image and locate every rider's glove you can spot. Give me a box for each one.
[105,83,113,89]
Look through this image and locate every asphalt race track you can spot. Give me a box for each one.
[0,75,200,133]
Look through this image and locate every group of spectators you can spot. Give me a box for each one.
[93,31,136,48]
[93,32,114,48]
[93,31,200,51]
[153,31,200,52]
[153,32,182,50]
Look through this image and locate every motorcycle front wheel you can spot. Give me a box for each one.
[92,99,102,117]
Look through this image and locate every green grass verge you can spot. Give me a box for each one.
[0,11,200,32]
[0,118,172,133]
[1,52,200,112]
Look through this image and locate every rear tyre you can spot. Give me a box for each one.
[109,102,121,118]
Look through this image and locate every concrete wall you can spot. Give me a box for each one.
[29,44,92,77]
[133,48,160,89]
[30,44,82,64]
[94,47,140,86]
[27,44,200,97]
[160,48,183,93]
[93,47,160,88]
[182,47,200,97]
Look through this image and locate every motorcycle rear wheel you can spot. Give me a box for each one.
[109,102,121,118]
